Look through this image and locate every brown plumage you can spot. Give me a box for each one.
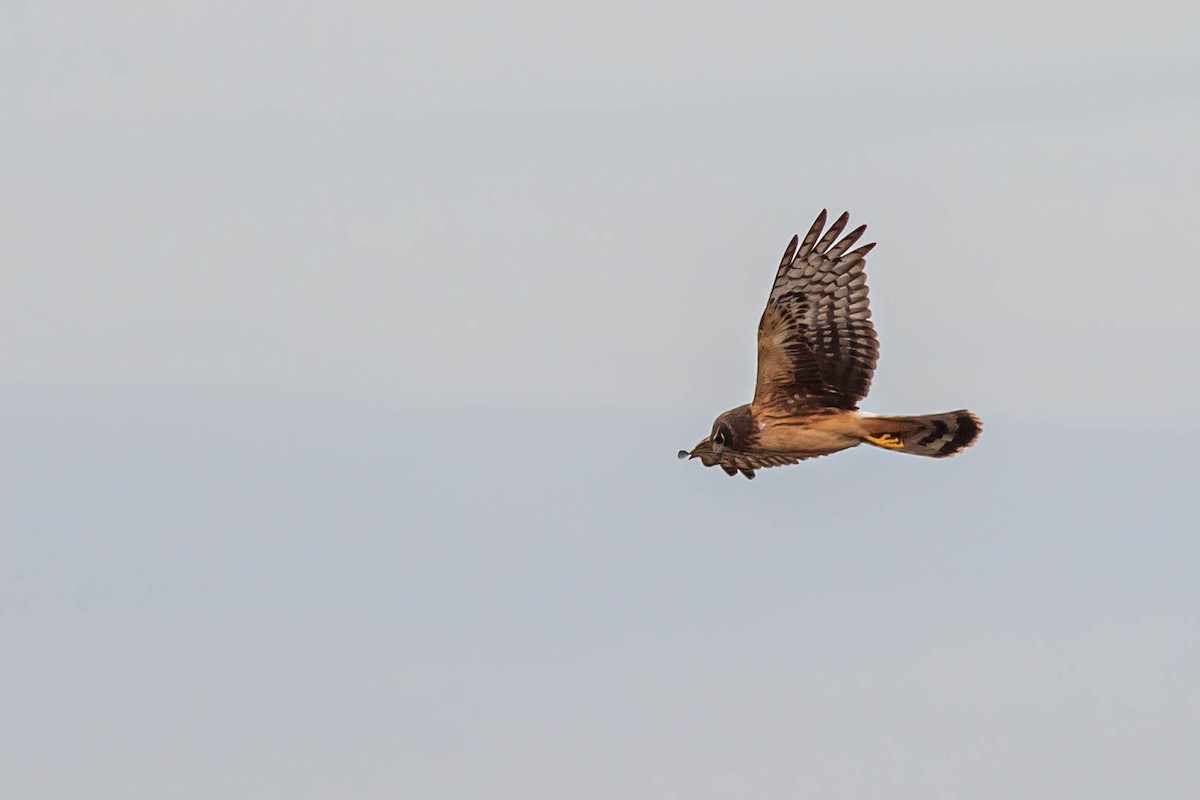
[678,209,981,479]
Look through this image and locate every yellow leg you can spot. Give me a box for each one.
[865,433,903,450]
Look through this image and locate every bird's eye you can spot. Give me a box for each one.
[714,430,727,446]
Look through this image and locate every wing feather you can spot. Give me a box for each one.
[752,210,880,413]
[813,211,850,253]
[681,438,829,479]
[795,210,827,258]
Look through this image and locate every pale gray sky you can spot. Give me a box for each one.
[3,2,1199,798]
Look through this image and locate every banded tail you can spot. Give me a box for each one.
[861,410,981,458]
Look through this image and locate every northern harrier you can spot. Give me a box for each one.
[679,209,980,479]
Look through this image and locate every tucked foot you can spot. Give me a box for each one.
[865,433,903,449]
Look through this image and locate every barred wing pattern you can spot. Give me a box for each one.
[752,210,879,413]
[682,439,827,479]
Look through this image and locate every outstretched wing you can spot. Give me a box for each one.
[752,210,878,413]
[677,439,828,480]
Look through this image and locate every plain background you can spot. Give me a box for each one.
[3,2,1199,798]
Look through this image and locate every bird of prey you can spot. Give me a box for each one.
[678,209,980,479]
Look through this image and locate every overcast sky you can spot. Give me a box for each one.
[3,2,1199,798]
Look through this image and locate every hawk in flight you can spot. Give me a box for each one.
[679,209,981,479]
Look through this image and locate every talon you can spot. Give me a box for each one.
[866,433,903,449]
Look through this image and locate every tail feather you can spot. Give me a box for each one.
[861,410,981,458]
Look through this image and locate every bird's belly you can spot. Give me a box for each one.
[757,414,865,456]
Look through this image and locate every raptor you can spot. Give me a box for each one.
[679,209,980,479]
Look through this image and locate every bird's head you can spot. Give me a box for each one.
[709,419,734,457]
[709,405,756,457]
[676,404,757,463]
